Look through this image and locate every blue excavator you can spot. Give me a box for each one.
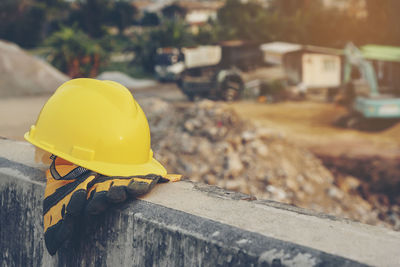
[336,43,400,129]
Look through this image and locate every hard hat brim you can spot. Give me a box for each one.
[24,131,167,177]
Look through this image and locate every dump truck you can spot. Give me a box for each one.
[176,41,264,101]
[336,43,400,129]
[154,48,185,81]
[154,46,222,82]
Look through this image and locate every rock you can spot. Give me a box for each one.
[327,187,344,200]
[197,139,212,157]
[226,153,244,176]
[286,178,299,192]
[337,176,361,193]
[225,180,243,191]
[204,174,217,185]
[251,140,269,157]
[242,131,256,142]
[180,133,197,154]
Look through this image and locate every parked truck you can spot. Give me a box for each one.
[154,46,222,82]
[154,48,185,81]
[178,41,264,101]
[154,41,264,101]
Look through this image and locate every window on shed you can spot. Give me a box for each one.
[323,58,336,72]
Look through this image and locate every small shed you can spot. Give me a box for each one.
[260,42,301,65]
[282,45,343,89]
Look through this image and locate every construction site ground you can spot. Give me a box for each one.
[2,82,399,228]
[229,100,400,158]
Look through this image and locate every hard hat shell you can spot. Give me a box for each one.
[24,78,167,177]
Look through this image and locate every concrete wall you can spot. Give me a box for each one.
[1,139,400,266]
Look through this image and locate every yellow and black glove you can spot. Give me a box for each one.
[43,155,180,255]
[85,174,168,215]
[43,156,97,255]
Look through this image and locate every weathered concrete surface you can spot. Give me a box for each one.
[0,139,399,266]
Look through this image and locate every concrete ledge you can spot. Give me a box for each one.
[1,139,400,266]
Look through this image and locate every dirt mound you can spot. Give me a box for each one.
[140,98,395,228]
[0,40,68,98]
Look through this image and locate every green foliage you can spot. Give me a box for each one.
[109,1,138,34]
[216,0,270,42]
[100,34,133,53]
[45,26,108,77]
[99,62,153,79]
[69,0,113,38]
[194,23,220,45]
[215,0,374,48]
[161,4,187,20]
[269,1,362,47]
[260,80,286,96]
[141,12,160,26]
[0,0,45,47]
[4,0,400,75]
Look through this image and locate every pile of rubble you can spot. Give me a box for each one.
[140,98,399,229]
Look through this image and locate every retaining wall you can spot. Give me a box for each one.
[1,139,400,266]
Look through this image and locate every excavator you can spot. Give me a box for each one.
[336,43,400,129]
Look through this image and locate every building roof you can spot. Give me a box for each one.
[177,1,224,11]
[361,45,400,62]
[260,42,302,54]
[260,42,342,56]
[302,45,342,55]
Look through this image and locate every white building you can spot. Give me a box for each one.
[282,45,343,89]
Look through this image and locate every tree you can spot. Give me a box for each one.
[132,20,194,72]
[109,1,138,34]
[216,0,273,42]
[161,3,187,20]
[0,0,47,47]
[194,24,219,45]
[267,0,363,47]
[268,0,310,16]
[70,0,113,38]
[141,12,160,26]
[46,26,107,77]
[364,0,400,45]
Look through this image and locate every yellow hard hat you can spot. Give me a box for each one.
[24,78,167,177]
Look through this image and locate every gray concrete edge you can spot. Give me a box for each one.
[1,139,400,266]
[0,156,365,267]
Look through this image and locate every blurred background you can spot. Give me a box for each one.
[1,0,400,231]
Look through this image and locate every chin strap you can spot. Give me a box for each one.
[49,155,89,181]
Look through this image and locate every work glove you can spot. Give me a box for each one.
[43,156,96,255]
[85,173,169,215]
[43,155,180,255]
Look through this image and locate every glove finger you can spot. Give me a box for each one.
[67,189,87,215]
[127,180,154,196]
[44,215,75,255]
[86,190,110,215]
[158,176,170,183]
[106,185,128,203]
